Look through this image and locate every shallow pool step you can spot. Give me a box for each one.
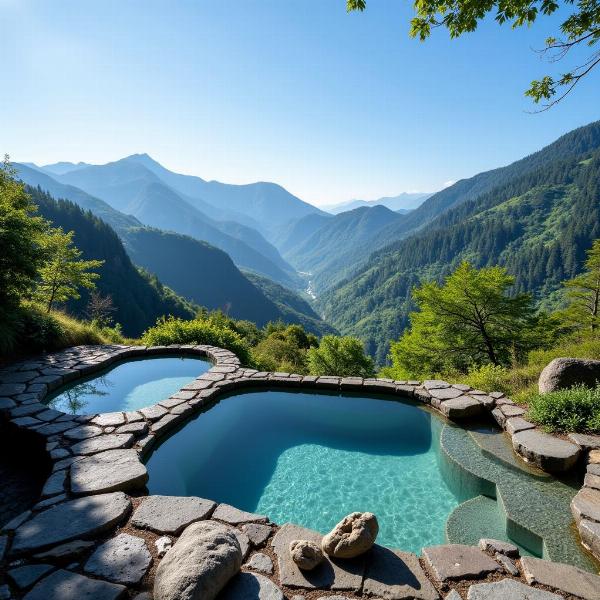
[446,495,534,557]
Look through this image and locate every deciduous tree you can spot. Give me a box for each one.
[307,335,375,377]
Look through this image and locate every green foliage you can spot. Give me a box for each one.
[527,385,600,433]
[141,315,251,364]
[461,364,513,397]
[307,335,375,377]
[321,125,600,364]
[34,227,103,312]
[0,158,47,313]
[561,238,600,331]
[348,1,600,108]
[388,263,543,376]
[252,323,318,374]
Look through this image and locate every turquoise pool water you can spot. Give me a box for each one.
[146,389,460,552]
[46,356,210,415]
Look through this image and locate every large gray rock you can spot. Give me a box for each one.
[271,523,364,590]
[321,512,378,558]
[539,357,600,393]
[154,520,242,600]
[131,495,216,535]
[12,492,131,554]
[467,579,561,599]
[220,572,283,600]
[70,449,148,494]
[521,556,600,600]
[422,544,501,583]
[512,429,580,472]
[363,545,439,600]
[84,533,152,585]
[23,570,126,600]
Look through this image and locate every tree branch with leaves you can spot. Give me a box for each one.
[347,0,600,109]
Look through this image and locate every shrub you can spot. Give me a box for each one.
[307,335,375,377]
[141,316,251,364]
[462,364,513,396]
[527,385,600,433]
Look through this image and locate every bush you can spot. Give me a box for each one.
[527,385,600,433]
[307,335,375,377]
[462,364,513,396]
[141,316,251,364]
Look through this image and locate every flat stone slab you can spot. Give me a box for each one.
[363,545,438,600]
[34,539,95,561]
[271,523,364,590]
[245,553,274,575]
[64,425,103,440]
[132,495,216,535]
[439,396,482,419]
[91,412,126,427]
[71,433,134,455]
[429,387,464,401]
[84,533,152,585]
[422,545,501,582]
[511,429,580,472]
[71,449,148,494]
[571,486,600,523]
[213,504,268,525]
[568,432,600,450]
[466,579,561,599]
[23,569,126,600]
[579,519,600,557]
[478,538,519,558]
[242,523,272,546]
[8,564,54,589]
[221,572,283,600]
[521,556,600,600]
[12,492,131,554]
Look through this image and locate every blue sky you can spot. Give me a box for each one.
[1,0,598,205]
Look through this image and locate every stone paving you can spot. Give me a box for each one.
[0,344,599,599]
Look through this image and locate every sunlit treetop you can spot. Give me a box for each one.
[347,0,600,109]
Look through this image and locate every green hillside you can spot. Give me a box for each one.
[31,187,196,336]
[320,131,600,364]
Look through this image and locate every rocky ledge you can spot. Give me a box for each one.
[0,344,599,599]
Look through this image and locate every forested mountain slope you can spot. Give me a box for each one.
[30,188,195,336]
[320,135,600,364]
[284,205,404,291]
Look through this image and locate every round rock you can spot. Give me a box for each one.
[289,539,324,570]
[154,520,242,600]
[539,357,600,393]
[321,512,379,558]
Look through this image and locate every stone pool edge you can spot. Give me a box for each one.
[0,343,599,600]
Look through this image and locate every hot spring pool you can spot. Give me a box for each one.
[146,389,462,552]
[46,356,211,414]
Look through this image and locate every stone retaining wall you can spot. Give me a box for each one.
[0,344,599,600]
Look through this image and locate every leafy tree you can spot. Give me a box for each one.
[563,238,600,331]
[0,157,47,312]
[388,262,541,376]
[347,0,600,108]
[252,323,318,373]
[307,335,375,377]
[34,227,103,312]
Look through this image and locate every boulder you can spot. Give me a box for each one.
[321,512,378,558]
[289,540,324,571]
[538,357,600,393]
[154,520,242,600]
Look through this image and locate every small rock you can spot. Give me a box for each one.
[154,521,242,600]
[213,504,267,525]
[245,552,273,575]
[84,533,152,585]
[589,449,600,464]
[478,538,519,558]
[155,536,172,557]
[220,572,283,600]
[494,553,519,576]
[289,539,324,570]
[321,512,378,558]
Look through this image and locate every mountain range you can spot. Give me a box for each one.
[322,192,431,214]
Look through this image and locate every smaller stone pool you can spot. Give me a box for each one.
[45,356,210,414]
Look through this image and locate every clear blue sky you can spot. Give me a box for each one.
[1,0,598,205]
